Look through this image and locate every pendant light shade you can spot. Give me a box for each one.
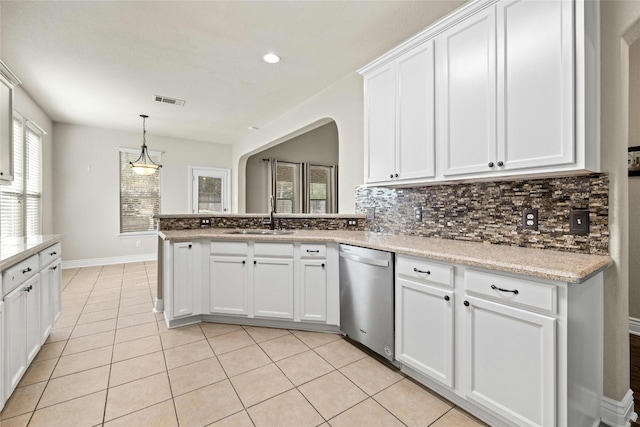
[130,114,162,175]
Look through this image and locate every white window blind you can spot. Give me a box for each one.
[26,125,41,236]
[0,114,42,237]
[119,149,161,234]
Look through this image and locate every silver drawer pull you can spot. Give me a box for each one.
[22,267,32,274]
[491,284,519,295]
[413,268,430,275]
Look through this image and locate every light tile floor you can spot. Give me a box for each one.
[0,262,486,427]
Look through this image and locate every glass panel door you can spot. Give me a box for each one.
[189,167,230,213]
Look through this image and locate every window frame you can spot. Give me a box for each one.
[118,147,162,237]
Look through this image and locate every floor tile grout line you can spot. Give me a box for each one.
[101,264,124,425]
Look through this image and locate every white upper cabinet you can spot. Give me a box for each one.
[361,0,599,185]
[364,40,436,184]
[0,74,14,184]
[496,0,575,172]
[437,7,497,177]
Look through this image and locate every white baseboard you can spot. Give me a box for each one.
[61,253,156,269]
[601,389,636,426]
[629,317,640,336]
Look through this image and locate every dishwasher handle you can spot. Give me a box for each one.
[340,251,390,267]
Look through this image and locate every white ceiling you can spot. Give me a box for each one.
[0,1,466,145]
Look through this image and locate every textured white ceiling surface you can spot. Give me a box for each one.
[0,1,466,144]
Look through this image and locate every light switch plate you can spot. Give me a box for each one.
[366,207,375,220]
[569,209,590,235]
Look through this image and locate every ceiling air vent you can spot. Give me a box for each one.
[153,95,186,107]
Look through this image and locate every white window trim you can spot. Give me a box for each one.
[118,147,162,237]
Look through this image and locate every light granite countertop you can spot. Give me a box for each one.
[158,229,611,284]
[0,235,64,271]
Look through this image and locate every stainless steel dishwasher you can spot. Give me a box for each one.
[339,244,395,362]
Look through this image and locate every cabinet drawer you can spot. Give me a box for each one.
[211,241,248,256]
[3,254,39,295]
[396,255,453,288]
[300,244,326,259]
[254,242,294,258]
[465,269,557,314]
[40,243,62,267]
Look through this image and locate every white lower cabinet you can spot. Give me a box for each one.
[298,260,327,322]
[253,257,294,319]
[39,258,61,345]
[209,256,249,316]
[1,242,62,407]
[5,274,40,398]
[395,277,454,387]
[463,295,556,427]
[164,239,339,328]
[395,255,602,427]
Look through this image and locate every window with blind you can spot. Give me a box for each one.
[119,148,161,234]
[0,114,42,237]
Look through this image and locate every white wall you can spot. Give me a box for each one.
[232,73,363,214]
[629,40,640,320]
[52,123,232,263]
[600,0,640,404]
[245,121,339,213]
[13,86,53,234]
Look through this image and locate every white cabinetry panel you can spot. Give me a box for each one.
[437,7,496,177]
[299,260,327,322]
[396,278,454,387]
[253,258,294,319]
[464,295,556,427]
[172,242,198,319]
[497,0,574,171]
[209,256,248,316]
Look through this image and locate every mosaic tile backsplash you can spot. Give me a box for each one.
[355,173,609,255]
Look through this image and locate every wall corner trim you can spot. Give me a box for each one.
[61,253,156,269]
[600,389,637,426]
[629,317,640,336]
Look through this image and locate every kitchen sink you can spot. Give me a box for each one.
[224,229,295,235]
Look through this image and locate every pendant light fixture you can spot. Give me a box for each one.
[130,114,162,175]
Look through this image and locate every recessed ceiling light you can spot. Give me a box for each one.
[263,53,280,64]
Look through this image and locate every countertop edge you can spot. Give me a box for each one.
[0,235,65,271]
[158,230,611,284]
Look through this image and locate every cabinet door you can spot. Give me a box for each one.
[0,75,13,183]
[51,259,62,323]
[39,267,53,345]
[253,258,294,319]
[396,40,436,181]
[172,242,196,319]
[364,63,396,183]
[437,7,497,177]
[464,295,555,427]
[395,278,454,387]
[25,275,41,364]
[0,301,4,411]
[209,256,249,316]
[496,0,574,171]
[4,284,27,397]
[299,260,327,322]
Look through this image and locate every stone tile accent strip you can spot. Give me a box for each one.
[355,173,609,255]
[157,215,366,232]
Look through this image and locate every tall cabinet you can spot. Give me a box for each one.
[0,61,20,184]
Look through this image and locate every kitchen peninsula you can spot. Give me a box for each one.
[156,212,610,427]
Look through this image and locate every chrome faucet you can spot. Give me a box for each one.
[264,195,276,230]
